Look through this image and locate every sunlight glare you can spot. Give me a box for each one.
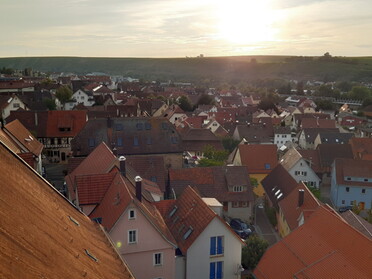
[215,0,277,44]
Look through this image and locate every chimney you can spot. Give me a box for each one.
[298,189,305,207]
[35,112,38,126]
[119,156,126,176]
[135,176,142,202]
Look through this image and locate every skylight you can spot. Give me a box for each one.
[183,227,194,240]
[69,216,80,226]
[169,206,178,217]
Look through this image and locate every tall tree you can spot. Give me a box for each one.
[178,95,193,111]
[241,235,269,271]
[197,94,215,106]
[56,86,73,108]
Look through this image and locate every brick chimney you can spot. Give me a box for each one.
[135,176,142,202]
[298,189,305,207]
[119,156,126,177]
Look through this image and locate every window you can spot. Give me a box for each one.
[89,138,95,147]
[136,123,143,130]
[264,163,271,170]
[117,137,123,147]
[347,177,351,181]
[169,206,178,217]
[240,201,248,207]
[147,137,152,145]
[232,201,239,208]
[153,253,163,266]
[145,123,152,130]
[342,200,345,204]
[13,103,20,108]
[171,136,178,144]
[233,186,243,192]
[364,178,368,182]
[210,261,223,279]
[150,176,157,182]
[128,209,136,220]
[115,124,123,131]
[301,171,307,176]
[210,236,224,256]
[128,230,137,244]
[346,187,350,192]
[362,189,366,194]
[133,136,139,146]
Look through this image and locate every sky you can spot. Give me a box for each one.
[1,0,372,58]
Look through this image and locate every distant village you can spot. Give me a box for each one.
[1,69,371,279]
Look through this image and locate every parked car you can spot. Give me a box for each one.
[338,206,353,213]
[229,218,252,239]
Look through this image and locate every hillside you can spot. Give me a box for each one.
[1,56,372,83]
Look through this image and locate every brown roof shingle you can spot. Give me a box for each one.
[0,140,134,279]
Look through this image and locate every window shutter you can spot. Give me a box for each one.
[217,236,223,254]
[210,262,216,279]
[210,237,216,255]
[217,261,223,279]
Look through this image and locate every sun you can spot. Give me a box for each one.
[215,0,277,45]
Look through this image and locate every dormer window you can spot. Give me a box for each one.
[233,186,243,192]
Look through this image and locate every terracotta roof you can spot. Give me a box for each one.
[261,164,298,209]
[76,172,117,205]
[158,186,217,254]
[334,158,372,187]
[46,110,87,138]
[65,142,119,201]
[341,210,372,239]
[170,166,254,203]
[0,129,21,153]
[301,118,336,129]
[349,137,372,160]
[0,140,134,279]
[278,182,321,230]
[235,122,274,143]
[254,205,372,279]
[126,156,166,192]
[183,116,205,128]
[89,172,176,247]
[238,144,278,174]
[4,119,43,156]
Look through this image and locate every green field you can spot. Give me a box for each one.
[1,55,372,83]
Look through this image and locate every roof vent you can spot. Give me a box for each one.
[69,216,80,226]
[84,249,98,262]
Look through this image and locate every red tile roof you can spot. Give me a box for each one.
[5,119,43,156]
[0,140,134,279]
[158,186,217,254]
[349,137,372,160]
[89,172,176,246]
[301,118,336,129]
[254,205,372,279]
[278,182,320,230]
[76,172,117,205]
[238,144,278,174]
[65,142,119,201]
[46,110,87,138]
[334,158,372,187]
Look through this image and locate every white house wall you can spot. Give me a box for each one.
[186,217,243,279]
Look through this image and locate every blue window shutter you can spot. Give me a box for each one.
[217,262,223,279]
[217,236,223,254]
[210,237,216,255]
[210,262,216,279]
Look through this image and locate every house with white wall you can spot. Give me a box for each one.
[64,89,95,110]
[331,158,372,210]
[280,147,321,188]
[0,94,27,120]
[274,126,292,148]
[156,186,245,279]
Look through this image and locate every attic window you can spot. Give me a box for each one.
[169,206,178,217]
[264,163,271,170]
[115,124,123,131]
[136,123,143,130]
[69,216,80,226]
[85,249,98,262]
[183,227,194,240]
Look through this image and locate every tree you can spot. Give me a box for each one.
[43,98,56,110]
[56,86,73,108]
[241,235,269,270]
[221,137,240,153]
[197,94,215,106]
[347,86,371,100]
[296,81,304,95]
[177,95,193,111]
[197,145,228,167]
